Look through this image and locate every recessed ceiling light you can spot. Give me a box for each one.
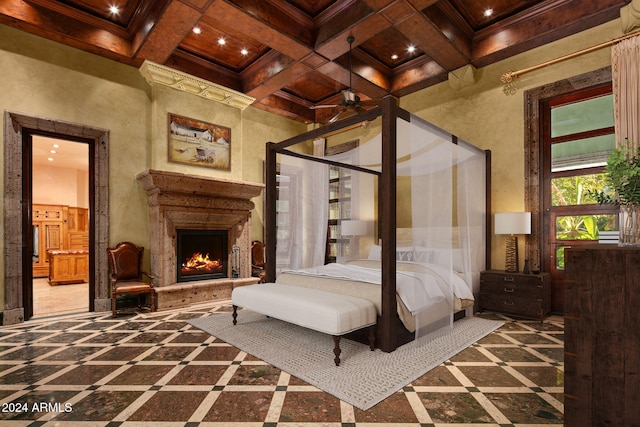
[47,157,54,162]
[109,5,120,15]
[484,8,493,17]
[52,144,60,148]
[218,37,226,46]
[50,150,57,154]
[193,27,201,35]
[407,45,416,53]
[391,54,398,60]
[241,48,248,55]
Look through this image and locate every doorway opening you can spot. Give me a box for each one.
[31,136,90,317]
[3,112,110,325]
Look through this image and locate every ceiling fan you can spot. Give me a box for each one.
[310,36,380,123]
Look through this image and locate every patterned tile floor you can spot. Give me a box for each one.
[0,300,564,426]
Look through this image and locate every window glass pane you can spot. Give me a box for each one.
[555,214,617,241]
[551,94,614,138]
[329,202,339,220]
[551,173,609,206]
[329,166,339,180]
[556,246,569,270]
[329,181,340,199]
[551,135,615,172]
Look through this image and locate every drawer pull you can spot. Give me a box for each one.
[503,301,514,306]
[503,287,515,293]
[503,276,514,282]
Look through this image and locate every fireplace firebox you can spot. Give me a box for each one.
[177,230,228,282]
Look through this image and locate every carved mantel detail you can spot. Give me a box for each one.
[139,60,256,110]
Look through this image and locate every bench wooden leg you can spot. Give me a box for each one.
[332,335,341,366]
[232,305,238,325]
[368,325,376,351]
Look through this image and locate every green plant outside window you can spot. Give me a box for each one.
[551,173,610,206]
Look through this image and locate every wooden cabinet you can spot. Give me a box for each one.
[32,204,89,278]
[32,204,65,277]
[479,270,551,320]
[47,250,89,285]
[564,245,640,427]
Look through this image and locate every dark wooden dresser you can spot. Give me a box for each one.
[479,270,551,320]
[564,245,640,427]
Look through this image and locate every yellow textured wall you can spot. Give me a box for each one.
[401,19,624,269]
[0,25,303,308]
[240,106,307,239]
[0,25,150,306]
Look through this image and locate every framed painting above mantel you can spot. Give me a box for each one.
[168,113,231,170]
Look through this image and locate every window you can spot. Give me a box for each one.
[543,84,618,272]
[325,140,358,263]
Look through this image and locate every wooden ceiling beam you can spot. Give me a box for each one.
[394,1,470,71]
[204,0,312,61]
[472,0,625,67]
[0,0,133,62]
[242,52,314,100]
[391,57,447,96]
[254,94,316,124]
[132,0,203,63]
[315,1,392,60]
[197,0,318,108]
[316,58,389,100]
[166,49,243,92]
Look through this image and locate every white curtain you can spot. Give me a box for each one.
[612,34,640,151]
[276,156,328,272]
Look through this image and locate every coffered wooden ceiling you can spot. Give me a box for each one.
[0,0,629,124]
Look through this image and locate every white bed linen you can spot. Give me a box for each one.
[281,262,452,315]
[276,260,474,332]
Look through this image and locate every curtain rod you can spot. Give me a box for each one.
[501,29,640,95]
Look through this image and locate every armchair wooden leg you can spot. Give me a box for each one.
[111,293,117,318]
[151,291,156,312]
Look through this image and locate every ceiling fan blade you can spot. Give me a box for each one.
[328,109,348,124]
[310,104,340,109]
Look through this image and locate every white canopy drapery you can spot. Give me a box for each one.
[274,111,486,340]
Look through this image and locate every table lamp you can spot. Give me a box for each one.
[341,220,367,259]
[494,212,531,273]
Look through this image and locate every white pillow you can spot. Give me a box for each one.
[367,244,382,260]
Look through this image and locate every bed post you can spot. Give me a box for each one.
[265,142,277,283]
[379,95,398,353]
[485,149,492,270]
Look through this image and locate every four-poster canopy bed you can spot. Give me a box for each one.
[262,97,491,353]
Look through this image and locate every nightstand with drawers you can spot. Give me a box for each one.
[479,270,551,321]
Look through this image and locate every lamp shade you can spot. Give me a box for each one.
[494,212,531,235]
[341,220,367,236]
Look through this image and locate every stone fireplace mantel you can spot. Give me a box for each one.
[136,169,264,309]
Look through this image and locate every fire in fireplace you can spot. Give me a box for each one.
[176,229,228,282]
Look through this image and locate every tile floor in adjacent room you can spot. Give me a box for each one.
[32,278,89,318]
[0,300,564,426]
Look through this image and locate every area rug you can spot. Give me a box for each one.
[188,310,503,410]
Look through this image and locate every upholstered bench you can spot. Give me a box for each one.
[232,283,376,366]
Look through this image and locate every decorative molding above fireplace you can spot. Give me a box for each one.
[137,169,264,309]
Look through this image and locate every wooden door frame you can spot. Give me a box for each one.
[3,112,110,324]
[523,66,611,313]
